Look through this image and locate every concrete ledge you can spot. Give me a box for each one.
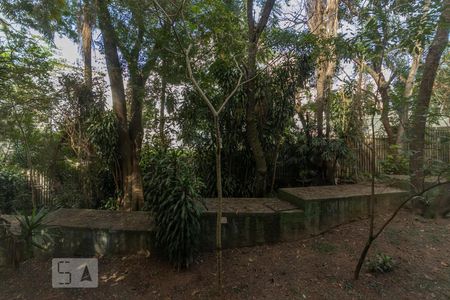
[278,184,409,234]
[0,197,304,260]
[1,187,410,261]
[43,208,306,256]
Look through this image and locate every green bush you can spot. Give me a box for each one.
[380,146,409,175]
[0,167,32,214]
[279,135,353,185]
[141,146,204,269]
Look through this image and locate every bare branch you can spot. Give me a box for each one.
[217,59,244,115]
[184,45,218,116]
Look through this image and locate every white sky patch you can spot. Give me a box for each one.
[53,33,113,107]
[54,35,80,66]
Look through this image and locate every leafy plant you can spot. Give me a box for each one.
[380,146,409,175]
[99,197,119,210]
[15,207,54,257]
[87,111,120,166]
[367,253,395,274]
[142,146,204,269]
[0,167,32,214]
[279,134,353,185]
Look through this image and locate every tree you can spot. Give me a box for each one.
[154,0,245,290]
[410,0,449,194]
[350,0,437,150]
[0,23,56,208]
[245,0,276,196]
[97,0,167,210]
[97,0,137,210]
[1,0,99,206]
[81,0,93,89]
[306,0,339,138]
[0,0,77,41]
[395,0,432,150]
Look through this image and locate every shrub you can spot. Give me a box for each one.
[367,253,395,273]
[15,207,55,258]
[141,146,204,269]
[279,135,353,185]
[380,146,409,175]
[99,197,119,210]
[0,167,32,214]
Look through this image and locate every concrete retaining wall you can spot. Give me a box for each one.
[1,184,411,263]
[200,209,305,250]
[278,184,409,234]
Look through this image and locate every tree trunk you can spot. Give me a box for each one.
[97,0,135,210]
[213,115,223,290]
[396,0,431,151]
[128,74,145,210]
[379,85,396,146]
[396,51,421,150]
[363,60,396,147]
[246,42,267,196]
[315,67,326,137]
[130,149,144,210]
[76,0,94,208]
[245,0,275,197]
[82,0,92,89]
[159,75,167,144]
[410,0,449,193]
[307,0,339,137]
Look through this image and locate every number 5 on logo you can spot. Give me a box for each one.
[57,260,71,285]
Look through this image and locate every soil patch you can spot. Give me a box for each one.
[1,210,449,299]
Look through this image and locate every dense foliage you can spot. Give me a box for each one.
[15,207,54,257]
[141,147,204,268]
[0,167,31,213]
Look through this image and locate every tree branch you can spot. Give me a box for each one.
[185,45,218,116]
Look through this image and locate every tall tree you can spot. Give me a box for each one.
[81,0,93,89]
[396,0,432,151]
[306,0,339,138]
[410,0,450,193]
[0,0,98,207]
[245,0,276,196]
[0,24,56,208]
[97,0,170,210]
[351,0,437,150]
[154,0,246,289]
[97,0,148,210]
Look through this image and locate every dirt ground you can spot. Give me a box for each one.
[1,210,449,300]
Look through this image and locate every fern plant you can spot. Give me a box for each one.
[141,146,204,269]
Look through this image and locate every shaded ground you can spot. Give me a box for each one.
[1,210,449,300]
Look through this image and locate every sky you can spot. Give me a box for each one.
[53,34,113,106]
[54,35,80,66]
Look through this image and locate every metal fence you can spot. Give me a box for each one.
[339,127,450,177]
[28,128,450,204]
